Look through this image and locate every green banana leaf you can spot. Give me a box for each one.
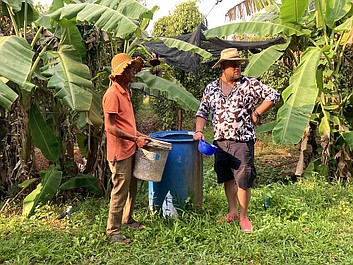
[48,0,65,13]
[60,173,102,195]
[23,166,63,217]
[2,0,39,26]
[251,11,279,22]
[60,19,87,62]
[96,0,153,20]
[37,0,151,38]
[18,178,38,189]
[140,5,159,31]
[203,21,310,39]
[43,45,93,112]
[158,37,212,60]
[0,79,18,110]
[76,112,88,130]
[2,0,23,12]
[32,0,67,29]
[280,0,309,23]
[29,104,60,162]
[255,121,277,134]
[273,47,322,144]
[132,71,200,111]
[315,0,326,28]
[75,89,103,128]
[325,0,352,28]
[0,36,34,86]
[88,88,103,127]
[244,42,290,77]
[21,81,36,93]
[334,12,353,32]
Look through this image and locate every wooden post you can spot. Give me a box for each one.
[177,108,182,130]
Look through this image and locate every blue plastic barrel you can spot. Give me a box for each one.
[148,131,203,212]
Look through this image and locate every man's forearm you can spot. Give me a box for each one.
[254,100,274,116]
[195,116,207,132]
[108,127,138,142]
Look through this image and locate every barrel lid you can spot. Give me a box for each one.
[149,131,195,143]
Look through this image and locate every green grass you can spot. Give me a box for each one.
[2,179,353,264]
[1,132,353,264]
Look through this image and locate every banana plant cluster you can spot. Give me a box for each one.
[205,0,353,178]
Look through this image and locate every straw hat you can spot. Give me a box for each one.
[110,53,144,78]
[212,48,248,69]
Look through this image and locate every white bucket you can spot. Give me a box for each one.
[133,139,172,182]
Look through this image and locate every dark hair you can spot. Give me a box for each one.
[109,75,119,82]
[220,61,241,70]
[220,62,227,71]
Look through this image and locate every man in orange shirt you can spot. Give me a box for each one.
[103,53,150,244]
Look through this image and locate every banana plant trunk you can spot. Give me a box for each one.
[20,90,33,172]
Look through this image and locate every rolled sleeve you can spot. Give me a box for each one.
[264,87,280,103]
[196,105,209,120]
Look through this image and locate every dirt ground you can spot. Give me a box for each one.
[34,148,84,172]
[34,140,299,177]
[254,140,300,181]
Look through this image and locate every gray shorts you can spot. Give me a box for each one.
[213,140,256,189]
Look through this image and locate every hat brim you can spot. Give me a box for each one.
[212,58,248,69]
[110,57,144,78]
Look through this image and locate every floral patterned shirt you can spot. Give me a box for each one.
[196,76,280,141]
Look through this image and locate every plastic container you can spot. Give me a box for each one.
[198,139,217,156]
[133,139,172,182]
[263,195,271,210]
[148,131,203,213]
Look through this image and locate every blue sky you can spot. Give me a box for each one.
[33,0,239,30]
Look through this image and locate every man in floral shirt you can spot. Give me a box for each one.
[193,48,280,233]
